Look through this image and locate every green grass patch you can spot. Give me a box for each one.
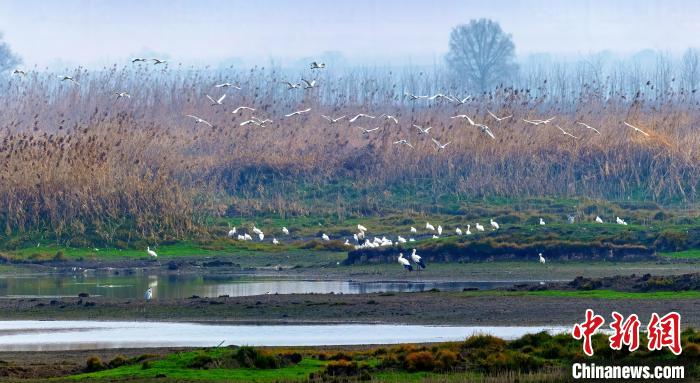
[659,249,700,259]
[460,289,700,300]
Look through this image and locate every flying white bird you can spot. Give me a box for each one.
[475,223,485,232]
[556,125,578,139]
[349,113,375,122]
[310,61,326,69]
[477,124,496,139]
[595,216,604,223]
[379,114,399,124]
[539,218,546,225]
[398,253,413,271]
[321,115,346,124]
[487,110,512,121]
[282,227,289,235]
[404,92,428,100]
[411,249,426,269]
[426,222,435,231]
[490,219,500,230]
[393,139,414,148]
[232,106,255,114]
[577,122,601,135]
[301,79,317,89]
[131,58,148,63]
[240,119,263,127]
[451,114,476,125]
[144,288,153,300]
[539,253,546,264]
[624,121,650,137]
[523,117,556,125]
[414,125,432,135]
[146,246,158,258]
[282,81,301,89]
[452,96,471,105]
[186,115,213,127]
[12,69,26,76]
[206,94,226,106]
[152,58,167,65]
[215,82,241,89]
[115,92,130,99]
[58,75,79,85]
[428,93,454,102]
[285,108,311,117]
[431,138,451,151]
[321,233,330,241]
[359,127,381,134]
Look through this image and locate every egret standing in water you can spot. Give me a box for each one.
[539,253,546,264]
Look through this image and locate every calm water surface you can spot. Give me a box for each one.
[0,321,570,351]
[0,274,540,299]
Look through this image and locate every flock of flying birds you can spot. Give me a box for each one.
[11,59,655,152]
[10,60,642,277]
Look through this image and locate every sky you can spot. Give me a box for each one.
[0,0,699,69]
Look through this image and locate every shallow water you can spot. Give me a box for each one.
[0,274,536,299]
[0,321,570,351]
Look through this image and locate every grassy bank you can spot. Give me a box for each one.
[5,330,698,382]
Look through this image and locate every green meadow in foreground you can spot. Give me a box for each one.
[56,329,700,382]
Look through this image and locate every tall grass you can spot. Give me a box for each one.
[1,63,699,243]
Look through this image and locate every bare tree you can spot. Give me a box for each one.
[681,48,699,92]
[445,19,517,92]
[0,32,21,72]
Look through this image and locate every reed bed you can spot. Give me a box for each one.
[1,64,699,243]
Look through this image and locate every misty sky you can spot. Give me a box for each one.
[1,0,698,68]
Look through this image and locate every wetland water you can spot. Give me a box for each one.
[0,274,547,299]
[0,321,570,351]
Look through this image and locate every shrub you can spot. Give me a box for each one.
[108,355,128,368]
[188,353,214,369]
[405,351,435,372]
[323,360,360,376]
[85,356,105,372]
[435,349,460,371]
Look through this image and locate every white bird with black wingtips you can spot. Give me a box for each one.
[398,253,413,272]
[411,249,426,270]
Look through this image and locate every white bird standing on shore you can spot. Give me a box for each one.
[144,288,153,300]
[455,227,462,235]
[616,217,628,225]
[595,216,604,223]
[411,249,426,270]
[475,223,485,232]
[253,226,263,235]
[397,236,407,243]
[426,222,435,231]
[147,246,158,258]
[465,225,472,235]
[282,227,289,235]
[539,218,546,225]
[321,233,330,241]
[490,219,500,230]
[410,227,417,234]
[228,226,237,237]
[357,224,367,232]
[272,238,279,245]
[437,225,443,235]
[539,253,546,264]
[398,253,413,272]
